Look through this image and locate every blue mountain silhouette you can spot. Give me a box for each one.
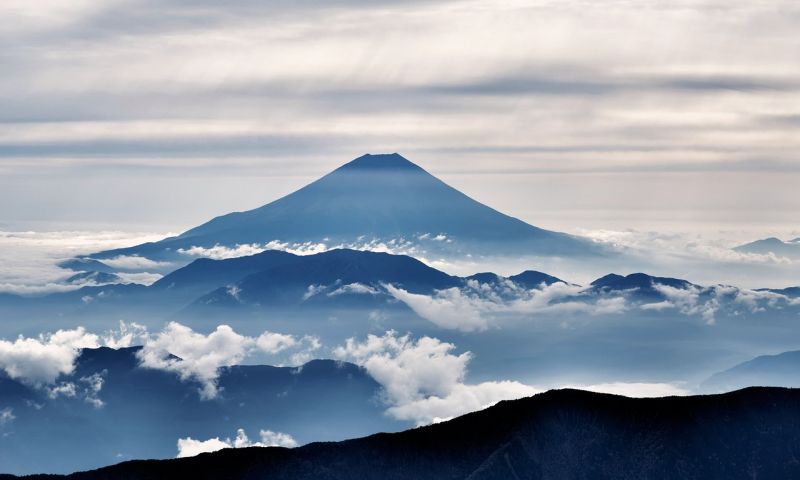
[0,346,398,475]
[87,153,604,263]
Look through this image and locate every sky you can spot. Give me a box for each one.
[0,4,799,465]
[1,0,798,239]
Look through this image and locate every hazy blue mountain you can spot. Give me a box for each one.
[189,249,461,311]
[16,387,800,480]
[734,237,800,259]
[58,258,116,274]
[508,270,568,288]
[758,286,800,298]
[589,272,696,301]
[464,272,505,284]
[2,249,571,323]
[85,153,604,265]
[701,350,800,393]
[65,271,123,285]
[0,347,400,475]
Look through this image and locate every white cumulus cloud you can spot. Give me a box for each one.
[136,322,320,399]
[0,327,99,385]
[176,428,296,458]
[333,331,540,425]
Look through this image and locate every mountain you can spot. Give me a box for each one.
[0,346,400,475]
[3,249,578,321]
[65,271,123,286]
[58,258,116,274]
[701,350,800,393]
[14,387,800,480]
[734,237,800,259]
[190,249,462,311]
[589,272,696,301]
[759,286,800,298]
[508,270,568,288]
[84,153,604,266]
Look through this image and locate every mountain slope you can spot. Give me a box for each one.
[87,153,603,263]
[0,347,399,475]
[701,350,800,392]
[734,237,800,259]
[191,249,461,310]
[16,387,800,480]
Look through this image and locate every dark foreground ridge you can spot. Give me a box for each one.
[11,387,800,480]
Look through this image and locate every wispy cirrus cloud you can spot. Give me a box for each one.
[1,0,799,237]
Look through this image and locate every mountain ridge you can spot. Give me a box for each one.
[11,387,800,480]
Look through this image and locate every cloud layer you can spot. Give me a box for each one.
[1,0,798,240]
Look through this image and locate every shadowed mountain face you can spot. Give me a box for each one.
[14,387,800,480]
[87,153,602,263]
[0,347,399,475]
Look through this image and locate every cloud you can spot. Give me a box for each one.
[385,285,489,332]
[258,430,298,448]
[568,382,690,398]
[80,371,106,408]
[102,321,149,349]
[0,230,170,295]
[46,382,78,399]
[642,282,800,325]
[178,241,327,260]
[114,271,163,285]
[0,407,14,426]
[177,238,427,261]
[136,323,256,399]
[333,331,540,425]
[176,428,296,458]
[255,332,298,353]
[650,283,718,325]
[136,322,320,399]
[0,327,99,385]
[385,280,628,332]
[1,0,800,245]
[100,255,171,270]
[327,282,380,297]
[176,436,231,458]
[387,380,541,424]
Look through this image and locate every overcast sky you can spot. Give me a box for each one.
[1,0,798,239]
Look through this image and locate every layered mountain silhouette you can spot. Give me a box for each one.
[84,153,604,265]
[0,249,569,317]
[702,350,800,393]
[5,250,799,324]
[0,346,399,475]
[12,387,800,480]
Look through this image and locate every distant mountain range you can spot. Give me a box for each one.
[734,236,800,259]
[702,350,800,393]
[11,387,800,480]
[80,153,606,266]
[2,250,797,324]
[0,249,568,314]
[0,347,398,475]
